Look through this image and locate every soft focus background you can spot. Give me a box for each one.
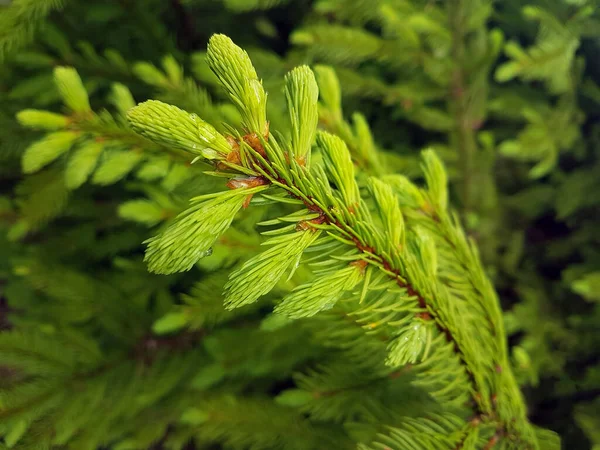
[1,0,599,449]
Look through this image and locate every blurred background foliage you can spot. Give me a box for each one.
[0,0,599,449]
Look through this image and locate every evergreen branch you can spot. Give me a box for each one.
[416,205,537,449]
[181,393,353,450]
[0,0,68,61]
[0,327,206,448]
[16,66,206,209]
[495,6,583,94]
[342,134,542,449]
[17,69,173,160]
[339,120,538,448]
[126,34,543,449]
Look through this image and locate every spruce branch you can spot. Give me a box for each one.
[0,0,69,61]
[127,33,544,449]
[338,110,539,448]
[0,326,206,448]
[495,5,584,94]
[16,66,204,200]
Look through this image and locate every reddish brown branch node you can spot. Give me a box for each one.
[243,133,266,157]
[296,212,327,231]
[483,434,500,450]
[350,259,368,273]
[242,195,253,209]
[241,122,269,157]
[226,176,269,208]
[226,176,268,190]
[226,149,241,166]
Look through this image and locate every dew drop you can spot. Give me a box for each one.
[202,148,219,160]
[189,113,199,123]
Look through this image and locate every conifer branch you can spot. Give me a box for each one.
[0,0,68,61]
[16,67,205,198]
[123,34,546,449]
[338,130,537,449]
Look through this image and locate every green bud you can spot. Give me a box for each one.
[16,109,69,130]
[127,100,232,159]
[285,66,319,164]
[54,67,91,113]
[207,34,268,135]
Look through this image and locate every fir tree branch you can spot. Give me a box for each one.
[362,146,536,449]
[312,70,534,445]
[126,34,544,449]
[259,159,497,427]
[309,365,412,400]
[0,0,68,61]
